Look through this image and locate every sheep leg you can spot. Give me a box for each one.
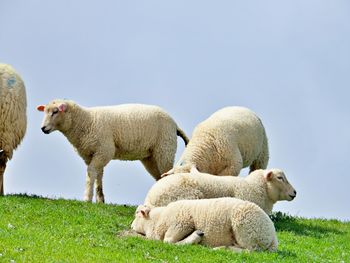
[141,156,161,180]
[0,166,4,195]
[0,153,7,195]
[84,166,97,202]
[249,136,269,173]
[84,155,110,202]
[163,225,195,244]
[218,149,243,176]
[218,162,242,177]
[95,173,105,203]
[84,165,102,202]
[152,150,174,179]
[142,144,176,180]
[249,157,268,173]
[218,166,238,176]
[176,230,204,245]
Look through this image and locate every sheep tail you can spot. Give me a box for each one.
[176,127,189,146]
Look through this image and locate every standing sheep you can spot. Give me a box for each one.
[132,197,278,252]
[145,167,296,214]
[37,99,188,203]
[163,106,269,177]
[0,64,27,195]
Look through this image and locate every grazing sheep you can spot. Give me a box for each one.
[37,99,188,203]
[132,197,278,251]
[163,106,268,177]
[0,64,27,195]
[145,167,296,214]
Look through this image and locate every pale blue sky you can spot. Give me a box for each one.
[1,1,349,220]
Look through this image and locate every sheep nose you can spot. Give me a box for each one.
[41,126,50,134]
[294,190,297,196]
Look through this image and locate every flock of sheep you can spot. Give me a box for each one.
[0,63,296,252]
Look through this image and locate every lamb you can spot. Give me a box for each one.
[0,64,27,195]
[145,167,296,214]
[163,106,269,177]
[131,197,278,252]
[37,99,189,203]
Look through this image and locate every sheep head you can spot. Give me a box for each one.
[264,169,297,203]
[37,100,71,134]
[131,205,152,235]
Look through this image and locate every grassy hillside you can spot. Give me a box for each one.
[0,195,349,262]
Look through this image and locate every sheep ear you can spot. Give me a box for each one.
[58,103,67,112]
[264,170,273,181]
[140,207,151,218]
[37,105,45,112]
[136,205,151,218]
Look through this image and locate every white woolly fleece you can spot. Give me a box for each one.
[132,197,278,251]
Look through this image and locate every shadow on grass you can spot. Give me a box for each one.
[271,212,345,238]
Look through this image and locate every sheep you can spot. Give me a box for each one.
[0,64,27,195]
[145,167,296,214]
[36,99,189,203]
[162,106,269,177]
[131,197,278,252]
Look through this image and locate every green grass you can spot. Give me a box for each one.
[0,195,349,263]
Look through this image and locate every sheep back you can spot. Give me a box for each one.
[175,106,268,175]
[145,170,267,209]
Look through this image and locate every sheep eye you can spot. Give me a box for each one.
[52,108,59,115]
[277,176,284,181]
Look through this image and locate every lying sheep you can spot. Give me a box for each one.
[163,106,269,177]
[132,197,278,252]
[0,64,27,195]
[145,167,296,214]
[37,99,188,203]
